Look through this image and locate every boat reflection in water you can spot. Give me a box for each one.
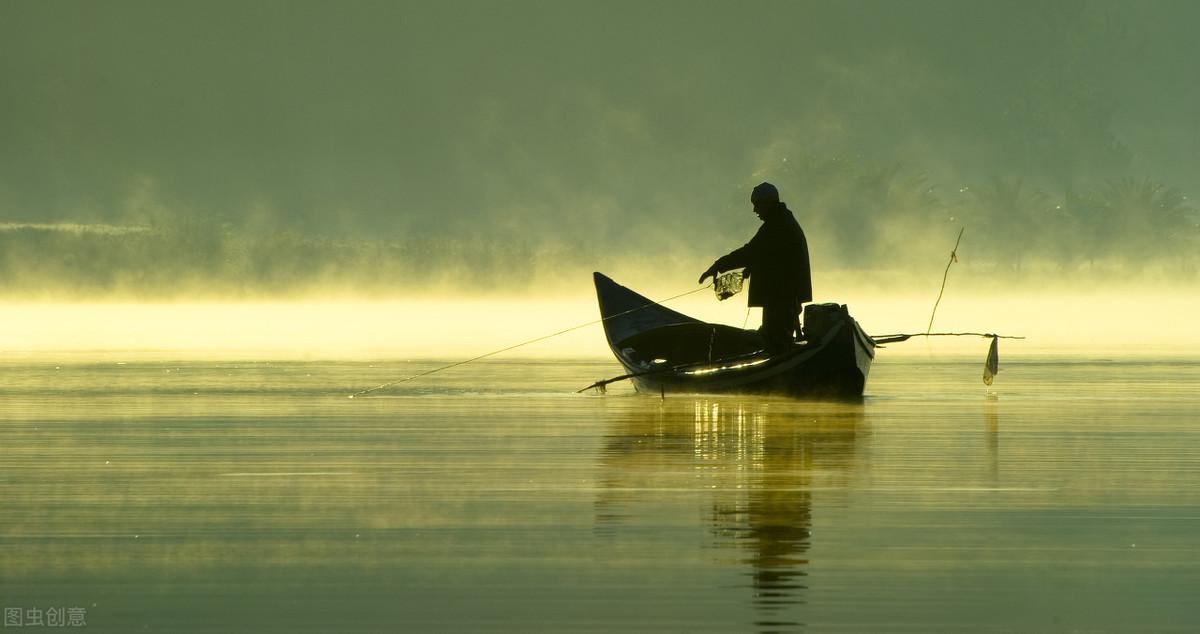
[595,398,864,631]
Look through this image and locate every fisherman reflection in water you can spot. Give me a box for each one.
[699,182,813,353]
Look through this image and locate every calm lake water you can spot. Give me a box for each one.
[2,353,1199,632]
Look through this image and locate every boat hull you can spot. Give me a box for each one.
[594,272,874,399]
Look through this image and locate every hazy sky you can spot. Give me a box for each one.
[3,0,1199,297]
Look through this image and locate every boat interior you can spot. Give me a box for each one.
[615,323,768,368]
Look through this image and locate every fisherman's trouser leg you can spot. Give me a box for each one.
[760,299,800,353]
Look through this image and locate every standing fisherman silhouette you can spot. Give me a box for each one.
[698,182,813,353]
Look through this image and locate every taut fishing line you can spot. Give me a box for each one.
[348,283,713,398]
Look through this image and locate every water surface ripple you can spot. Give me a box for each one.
[2,356,1198,632]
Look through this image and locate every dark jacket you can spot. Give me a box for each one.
[713,204,812,308]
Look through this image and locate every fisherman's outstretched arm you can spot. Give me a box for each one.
[698,243,752,284]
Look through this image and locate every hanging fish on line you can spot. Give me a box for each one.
[983,335,999,386]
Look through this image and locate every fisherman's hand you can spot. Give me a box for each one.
[698,265,718,285]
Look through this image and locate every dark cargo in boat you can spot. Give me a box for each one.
[803,303,849,342]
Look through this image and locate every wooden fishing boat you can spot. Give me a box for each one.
[593,272,875,399]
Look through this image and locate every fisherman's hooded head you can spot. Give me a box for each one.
[750,182,781,218]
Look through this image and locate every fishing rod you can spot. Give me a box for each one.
[871,228,1022,385]
[348,283,714,398]
[874,227,1004,344]
[873,332,1025,345]
[927,227,965,334]
[873,228,1024,346]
